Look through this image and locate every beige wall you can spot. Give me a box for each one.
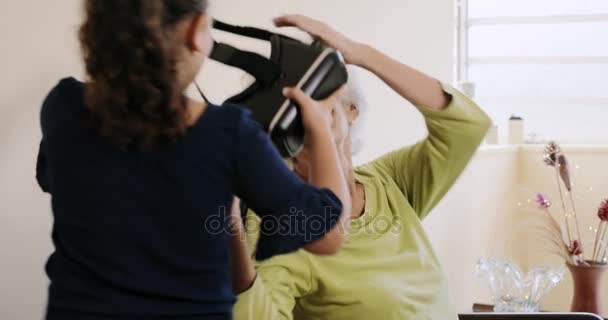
[423,147,522,312]
[428,146,608,315]
[447,145,608,316]
[0,0,458,319]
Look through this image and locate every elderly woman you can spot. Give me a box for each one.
[230,15,491,320]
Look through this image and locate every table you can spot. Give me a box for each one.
[472,303,607,320]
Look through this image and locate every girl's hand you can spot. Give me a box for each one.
[282,86,346,139]
[274,15,363,65]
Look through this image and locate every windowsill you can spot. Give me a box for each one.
[520,143,608,153]
[478,143,608,155]
[477,144,519,155]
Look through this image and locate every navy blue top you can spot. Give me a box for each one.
[37,78,342,319]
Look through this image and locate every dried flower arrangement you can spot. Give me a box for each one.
[535,142,608,266]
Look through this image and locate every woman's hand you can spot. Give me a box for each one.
[274,15,363,65]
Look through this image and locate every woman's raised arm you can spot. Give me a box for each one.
[274,14,450,111]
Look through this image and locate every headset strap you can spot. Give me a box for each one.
[213,20,276,41]
[210,41,281,87]
[213,19,299,42]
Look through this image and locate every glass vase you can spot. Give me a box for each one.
[476,257,565,312]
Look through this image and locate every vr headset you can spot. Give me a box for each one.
[199,20,349,158]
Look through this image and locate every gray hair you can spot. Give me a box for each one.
[343,65,369,155]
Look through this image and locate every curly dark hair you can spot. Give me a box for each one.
[79,0,208,149]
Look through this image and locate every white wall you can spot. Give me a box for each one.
[0,0,456,319]
[203,0,456,164]
[0,1,82,319]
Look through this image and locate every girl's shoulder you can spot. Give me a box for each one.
[40,77,86,135]
[191,102,259,132]
[41,77,84,109]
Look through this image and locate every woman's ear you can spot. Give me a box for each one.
[347,104,360,125]
[186,14,211,52]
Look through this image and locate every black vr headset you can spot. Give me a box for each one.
[197,20,349,158]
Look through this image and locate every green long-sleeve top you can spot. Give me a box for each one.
[234,84,491,320]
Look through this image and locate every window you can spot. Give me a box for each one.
[455,0,608,144]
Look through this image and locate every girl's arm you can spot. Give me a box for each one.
[229,198,256,294]
[234,87,351,260]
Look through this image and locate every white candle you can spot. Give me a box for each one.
[508,115,524,145]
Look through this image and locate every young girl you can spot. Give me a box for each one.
[36,2,350,319]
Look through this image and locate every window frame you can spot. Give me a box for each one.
[454,0,608,106]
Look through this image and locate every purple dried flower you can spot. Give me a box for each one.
[598,199,608,222]
[536,193,551,209]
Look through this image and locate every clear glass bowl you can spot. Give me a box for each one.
[476,257,565,312]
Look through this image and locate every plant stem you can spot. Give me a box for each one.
[555,168,573,245]
[592,222,602,263]
[597,223,608,262]
[568,191,584,254]
[592,221,604,262]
